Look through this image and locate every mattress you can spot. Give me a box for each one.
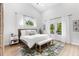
[20,34,49,48]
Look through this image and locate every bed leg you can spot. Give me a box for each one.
[35,44,37,50]
[39,45,42,53]
[47,42,49,47]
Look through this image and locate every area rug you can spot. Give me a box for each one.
[17,41,65,56]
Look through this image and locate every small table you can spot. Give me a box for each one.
[9,36,19,45]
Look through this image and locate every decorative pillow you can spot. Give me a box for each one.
[29,30,36,35]
[25,30,37,35]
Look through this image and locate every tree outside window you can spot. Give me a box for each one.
[25,20,34,26]
[56,23,62,35]
[50,24,55,34]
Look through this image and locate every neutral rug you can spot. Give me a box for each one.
[17,41,65,56]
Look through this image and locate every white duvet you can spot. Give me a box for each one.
[20,34,49,48]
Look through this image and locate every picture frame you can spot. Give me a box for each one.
[73,20,79,32]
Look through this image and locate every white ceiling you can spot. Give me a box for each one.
[32,3,59,12]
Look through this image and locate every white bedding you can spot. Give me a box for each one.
[20,34,49,48]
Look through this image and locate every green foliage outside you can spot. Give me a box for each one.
[25,20,34,26]
[57,23,62,35]
[50,24,55,34]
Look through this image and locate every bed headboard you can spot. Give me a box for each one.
[18,28,37,40]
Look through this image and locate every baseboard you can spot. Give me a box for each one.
[59,39,79,46]
[65,41,79,46]
[71,42,79,46]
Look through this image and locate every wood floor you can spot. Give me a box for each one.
[4,43,79,56]
[59,44,79,56]
[4,44,22,56]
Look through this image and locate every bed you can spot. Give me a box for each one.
[20,34,49,48]
[18,29,49,49]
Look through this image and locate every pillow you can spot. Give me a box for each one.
[25,30,31,35]
[26,30,37,35]
[21,30,26,36]
[21,30,37,36]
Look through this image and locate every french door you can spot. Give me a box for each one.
[0,3,4,56]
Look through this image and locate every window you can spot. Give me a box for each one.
[56,23,62,35]
[50,24,55,34]
[49,17,62,35]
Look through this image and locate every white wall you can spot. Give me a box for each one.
[3,3,42,45]
[42,3,79,45]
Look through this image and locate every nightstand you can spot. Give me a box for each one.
[9,36,19,45]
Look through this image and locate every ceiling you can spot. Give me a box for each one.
[32,3,59,12]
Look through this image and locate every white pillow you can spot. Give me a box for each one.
[21,30,26,36]
[21,30,37,36]
[25,30,30,35]
[26,30,37,35]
